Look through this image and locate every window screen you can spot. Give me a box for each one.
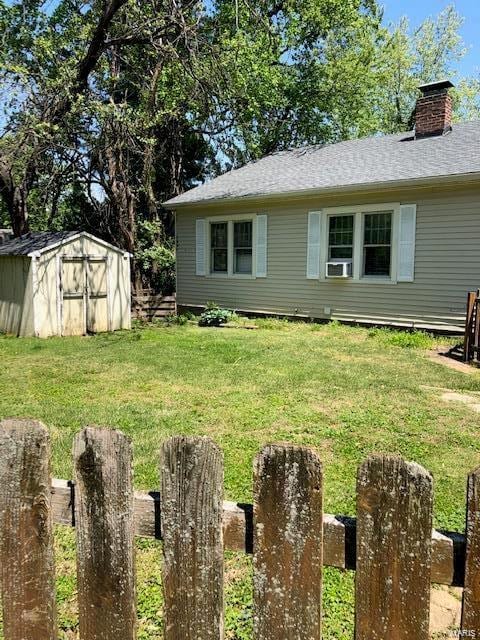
[233,221,252,274]
[210,222,228,273]
[328,215,354,260]
[363,212,392,276]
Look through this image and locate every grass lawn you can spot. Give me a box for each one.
[1,320,479,638]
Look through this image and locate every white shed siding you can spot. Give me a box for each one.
[0,256,34,336]
[35,235,131,338]
[176,185,480,330]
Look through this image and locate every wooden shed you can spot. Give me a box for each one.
[0,231,131,337]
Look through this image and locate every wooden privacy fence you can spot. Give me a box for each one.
[1,419,480,639]
[131,291,176,321]
[464,289,480,363]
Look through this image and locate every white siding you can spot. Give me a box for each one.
[176,186,480,330]
[0,256,34,336]
[35,235,131,337]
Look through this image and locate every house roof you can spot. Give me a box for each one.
[164,120,480,207]
[0,231,128,257]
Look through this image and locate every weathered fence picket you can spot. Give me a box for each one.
[253,445,323,640]
[462,466,480,633]
[161,436,224,640]
[0,419,57,640]
[355,455,433,640]
[73,427,136,640]
[2,419,480,639]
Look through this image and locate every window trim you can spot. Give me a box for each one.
[205,213,257,279]
[321,203,400,283]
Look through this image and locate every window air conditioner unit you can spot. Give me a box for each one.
[326,260,352,278]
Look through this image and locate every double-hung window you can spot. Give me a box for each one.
[313,203,405,282]
[210,222,228,273]
[209,218,254,276]
[328,215,354,260]
[233,221,253,274]
[363,212,392,277]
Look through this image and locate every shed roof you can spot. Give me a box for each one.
[164,120,480,207]
[0,231,128,257]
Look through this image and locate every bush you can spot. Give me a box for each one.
[166,313,192,326]
[198,303,233,327]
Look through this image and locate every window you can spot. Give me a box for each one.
[208,217,254,276]
[328,215,354,260]
[363,212,392,277]
[315,202,402,283]
[233,221,253,274]
[210,222,228,273]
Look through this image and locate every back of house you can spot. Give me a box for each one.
[165,81,480,332]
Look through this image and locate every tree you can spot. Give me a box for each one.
[0,0,129,236]
[1,1,477,292]
[371,5,467,133]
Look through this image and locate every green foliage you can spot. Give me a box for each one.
[371,5,470,133]
[367,327,438,349]
[166,313,193,326]
[135,221,176,294]
[0,0,478,293]
[198,303,233,327]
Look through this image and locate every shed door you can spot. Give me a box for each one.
[86,258,110,333]
[61,258,86,336]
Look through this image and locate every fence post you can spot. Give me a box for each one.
[161,436,224,640]
[355,455,433,640]
[464,291,477,362]
[73,427,136,640]
[253,444,323,640]
[0,419,57,640]
[462,466,480,632]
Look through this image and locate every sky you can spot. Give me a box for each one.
[381,1,480,78]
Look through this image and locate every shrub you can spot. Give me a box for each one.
[166,313,192,326]
[198,303,233,327]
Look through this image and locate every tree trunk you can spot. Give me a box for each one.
[11,186,30,236]
[0,157,30,236]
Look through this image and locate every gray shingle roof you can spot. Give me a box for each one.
[165,121,480,207]
[0,231,78,256]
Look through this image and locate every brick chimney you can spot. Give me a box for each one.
[415,80,454,139]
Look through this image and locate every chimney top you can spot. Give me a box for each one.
[418,79,454,96]
[415,80,454,139]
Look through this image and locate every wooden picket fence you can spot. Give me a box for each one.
[1,418,480,639]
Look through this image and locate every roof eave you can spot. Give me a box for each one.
[25,231,132,258]
[164,171,480,210]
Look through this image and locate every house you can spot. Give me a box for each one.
[0,231,131,337]
[164,81,480,332]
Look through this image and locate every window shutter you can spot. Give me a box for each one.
[397,204,417,282]
[255,215,268,278]
[196,219,206,276]
[307,211,322,279]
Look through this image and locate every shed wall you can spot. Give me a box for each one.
[176,184,480,330]
[0,256,34,336]
[35,236,131,337]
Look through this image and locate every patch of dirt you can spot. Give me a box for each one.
[428,349,477,375]
[430,585,461,637]
[441,391,480,413]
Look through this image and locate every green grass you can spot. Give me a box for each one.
[0,320,478,638]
